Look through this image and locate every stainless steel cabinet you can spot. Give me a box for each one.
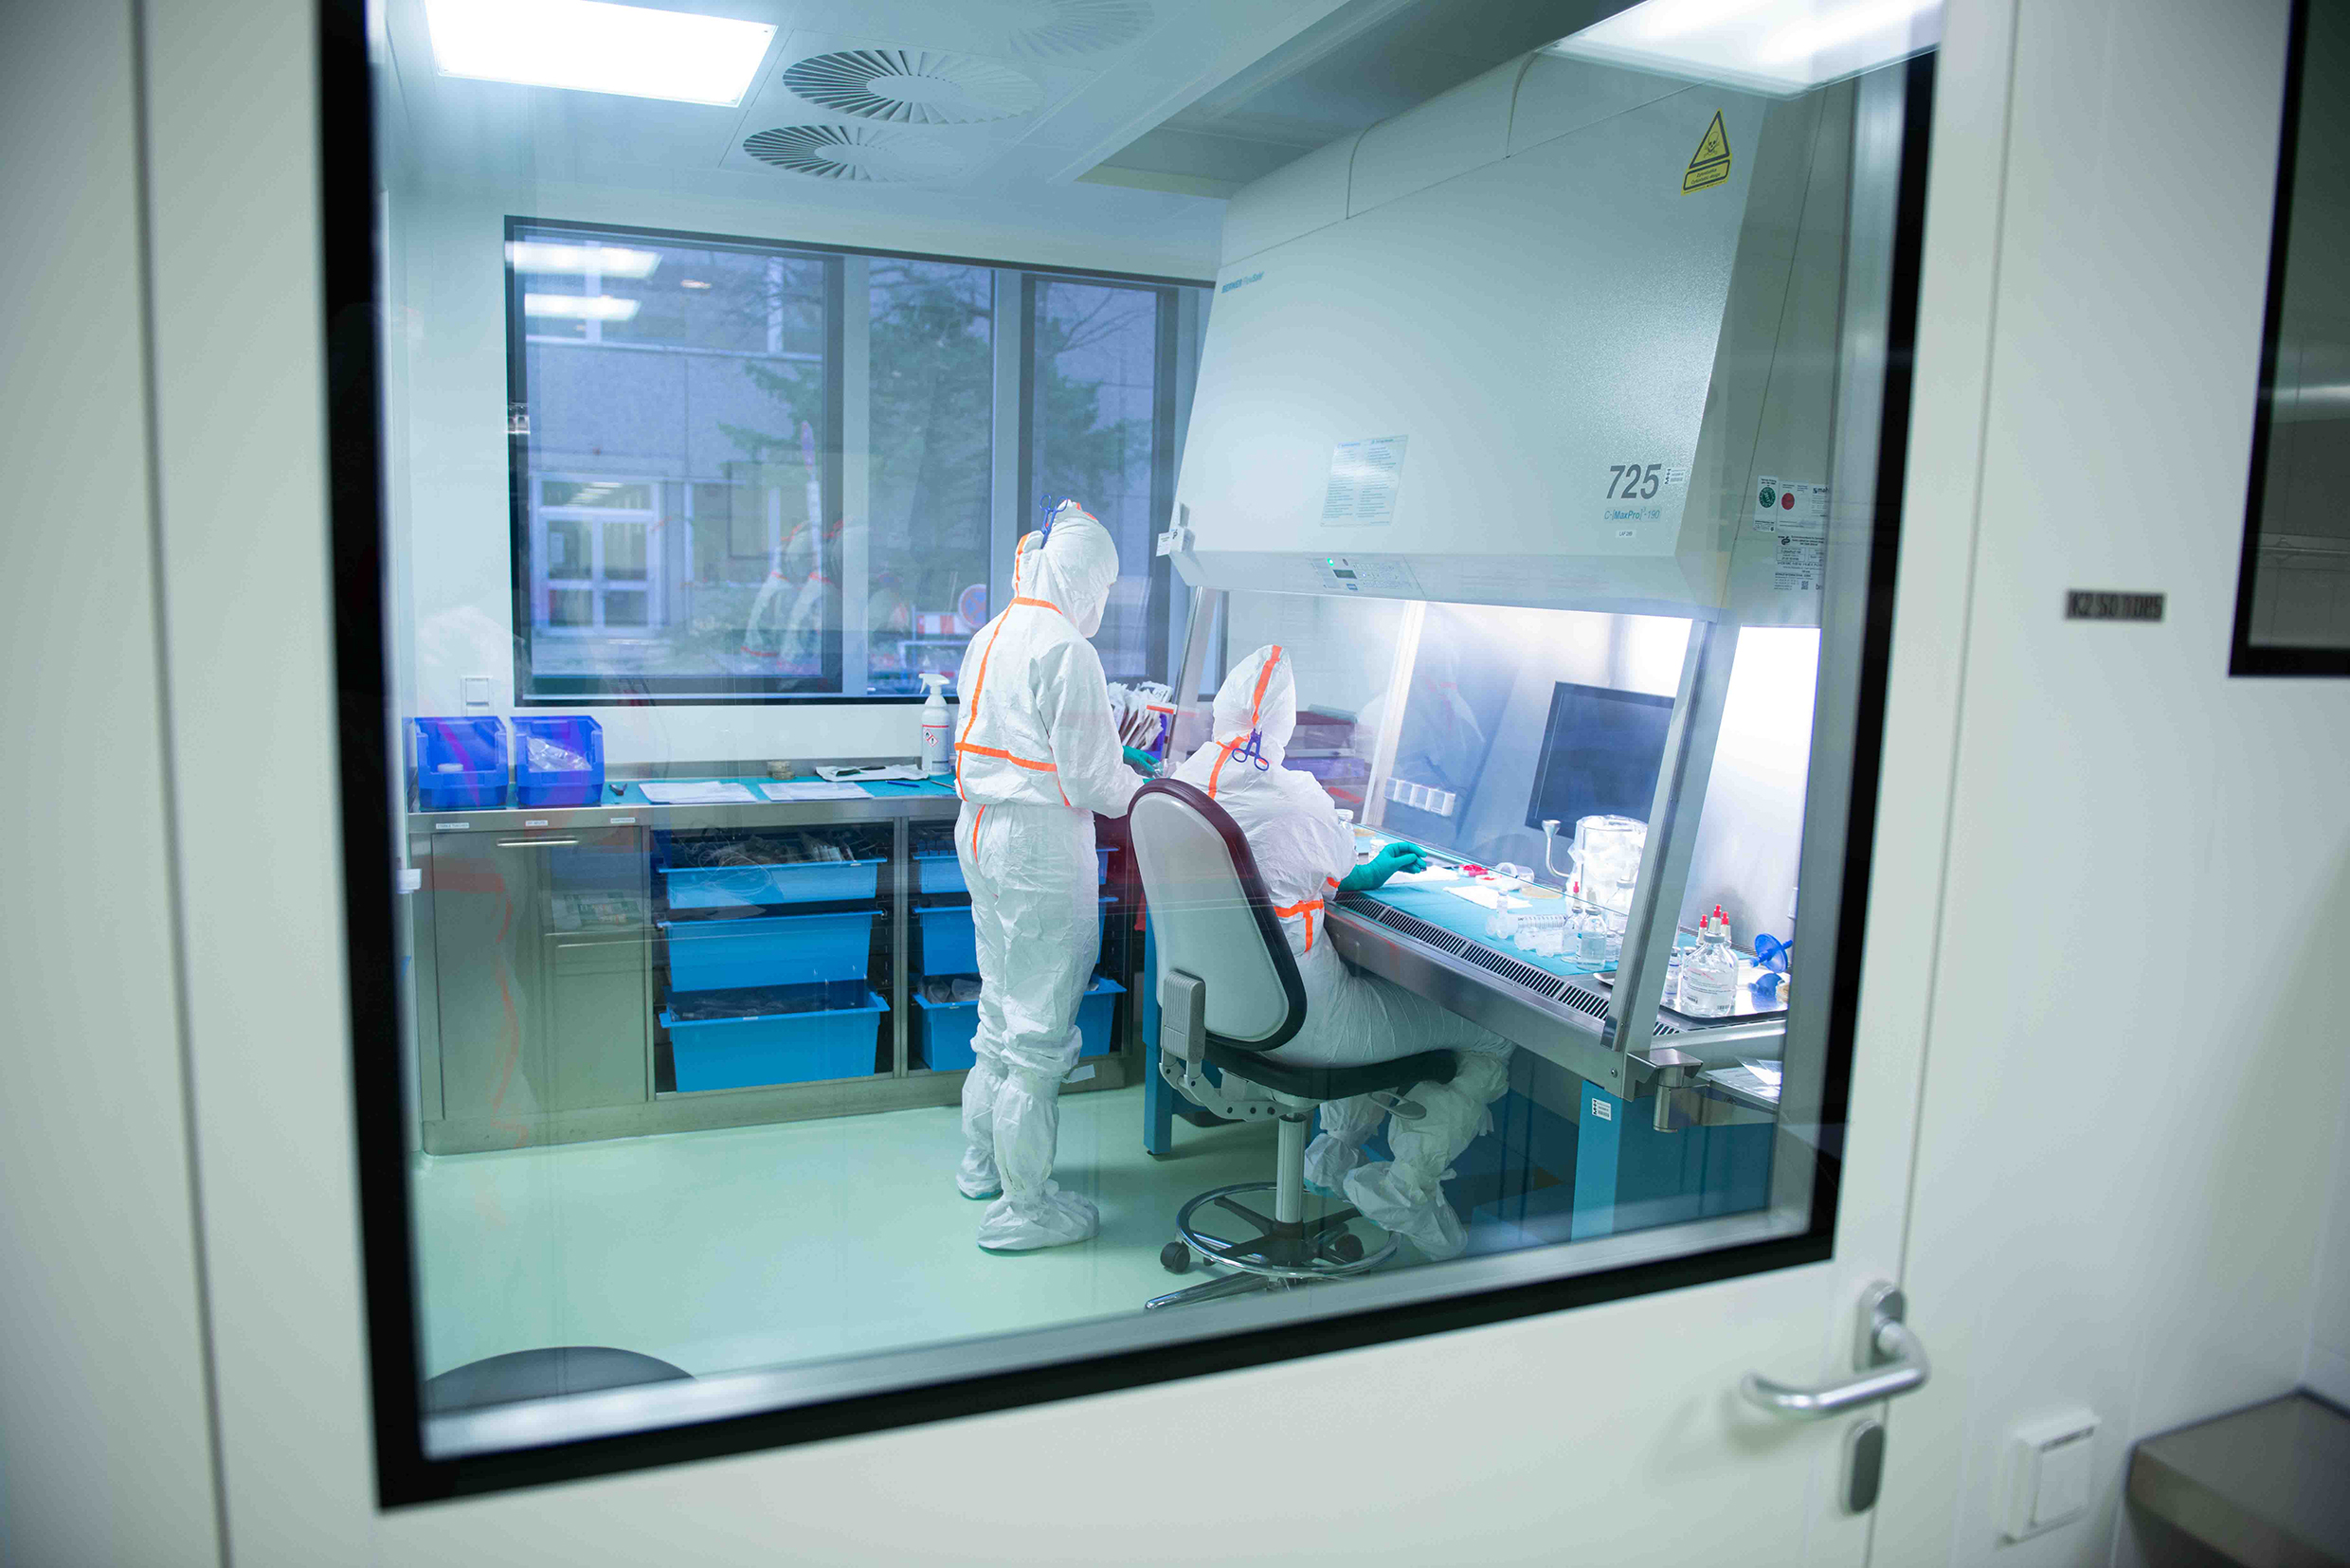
[425,827,651,1146]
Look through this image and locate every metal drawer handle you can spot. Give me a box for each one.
[1741,1282,1930,1419]
[496,838,579,848]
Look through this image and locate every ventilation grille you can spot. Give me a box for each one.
[1350,897,1683,1036]
[782,48,1044,125]
[997,0,1153,57]
[1361,902,1468,958]
[1457,943,1570,999]
[742,125,963,183]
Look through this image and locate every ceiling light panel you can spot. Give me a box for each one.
[425,0,777,107]
[782,48,1045,125]
[524,293,643,320]
[505,241,661,278]
[1546,0,1940,98]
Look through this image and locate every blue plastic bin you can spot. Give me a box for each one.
[411,716,508,810]
[660,910,876,993]
[511,715,604,807]
[915,848,1111,896]
[914,976,1123,1072]
[662,992,887,1091]
[915,897,1112,980]
[657,850,884,910]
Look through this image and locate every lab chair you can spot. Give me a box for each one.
[1128,779,1457,1309]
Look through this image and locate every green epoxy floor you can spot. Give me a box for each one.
[410,1087,1279,1379]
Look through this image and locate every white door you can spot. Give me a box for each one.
[126,3,2031,1566]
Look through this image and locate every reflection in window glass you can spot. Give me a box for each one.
[2236,0,2350,668]
[868,260,994,693]
[1030,279,1166,682]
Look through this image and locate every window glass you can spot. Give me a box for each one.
[867,259,995,694]
[357,0,1929,1499]
[1029,279,1169,683]
[2233,0,2350,671]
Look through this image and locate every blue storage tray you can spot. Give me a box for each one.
[660,910,876,993]
[657,853,884,910]
[913,976,1123,1073]
[913,897,1112,981]
[411,716,508,810]
[662,991,887,1091]
[913,848,1112,898]
[511,714,604,807]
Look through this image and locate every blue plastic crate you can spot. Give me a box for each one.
[914,897,1112,981]
[662,992,888,1091]
[913,976,1123,1072]
[411,716,508,810]
[913,854,967,895]
[657,851,883,910]
[511,714,604,807]
[914,847,1110,896]
[660,910,876,993]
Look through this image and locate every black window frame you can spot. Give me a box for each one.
[320,0,1938,1506]
[2229,0,2350,677]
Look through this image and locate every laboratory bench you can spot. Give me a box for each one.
[1137,838,1789,1244]
[405,774,1139,1156]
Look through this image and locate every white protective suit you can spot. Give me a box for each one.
[1169,645,1512,1260]
[953,503,1145,1251]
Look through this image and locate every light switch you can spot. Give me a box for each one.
[461,676,493,707]
[2003,1410,2099,1541]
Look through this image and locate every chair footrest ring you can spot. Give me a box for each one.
[1173,1181,1394,1282]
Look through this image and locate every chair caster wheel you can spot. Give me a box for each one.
[1328,1233,1365,1264]
[1160,1241,1193,1274]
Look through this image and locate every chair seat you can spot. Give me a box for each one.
[1205,1040,1458,1103]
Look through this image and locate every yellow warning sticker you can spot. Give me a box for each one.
[1682,111,1731,193]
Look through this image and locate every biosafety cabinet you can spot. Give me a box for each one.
[1161,48,1895,1185]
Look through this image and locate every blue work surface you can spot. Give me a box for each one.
[612,776,957,805]
[1345,877,1616,979]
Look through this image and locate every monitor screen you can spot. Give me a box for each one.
[1523,681,1675,833]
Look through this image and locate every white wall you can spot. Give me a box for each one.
[389,174,1218,767]
[1873,2,2350,1564]
[0,3,225,1562]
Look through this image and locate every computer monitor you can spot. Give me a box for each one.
[1523,681,1675,833]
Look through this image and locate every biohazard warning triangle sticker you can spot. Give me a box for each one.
[1683,111,1731,193]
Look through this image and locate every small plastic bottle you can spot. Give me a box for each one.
[919,675,952,776]
[1572,882,1611,964]
[1677,905,1739,1018]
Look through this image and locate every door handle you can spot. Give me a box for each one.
[1741,1282,1930,1418]
[496,838,580,848]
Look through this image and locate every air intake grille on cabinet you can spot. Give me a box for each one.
[742,125,963,183]
[782,48,1043,125]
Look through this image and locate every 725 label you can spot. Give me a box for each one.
[1608,461,1662,499]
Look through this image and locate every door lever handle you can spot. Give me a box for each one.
[1741,1282,1930,1419]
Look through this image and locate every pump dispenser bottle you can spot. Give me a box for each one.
[919,675,952,776]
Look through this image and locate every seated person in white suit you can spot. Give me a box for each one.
[1167,644,1513,1260]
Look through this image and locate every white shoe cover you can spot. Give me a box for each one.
[1303,1132,1367,1197]
[1343,1162,1468,1261]
[955,1144,1001,1199]
[976,1182,1100,1252]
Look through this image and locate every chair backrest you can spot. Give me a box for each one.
[1128,778,1306,1054]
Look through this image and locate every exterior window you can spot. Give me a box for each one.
[507,220,1207,701]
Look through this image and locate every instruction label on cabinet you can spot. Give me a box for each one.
[1320,436,1407,525]
[1752,477,1828,537]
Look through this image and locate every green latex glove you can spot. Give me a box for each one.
[1340,840,1427,892]
[1122,745,1159,776]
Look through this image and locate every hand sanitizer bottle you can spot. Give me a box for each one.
[919,675,952,777]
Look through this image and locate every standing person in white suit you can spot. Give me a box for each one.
[1169,644,1513,1260]
[953,500,1151,1251]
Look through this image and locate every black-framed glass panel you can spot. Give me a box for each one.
[509,222,845,700]
[341,0,1936,1505]
[2232,0,2350,675]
